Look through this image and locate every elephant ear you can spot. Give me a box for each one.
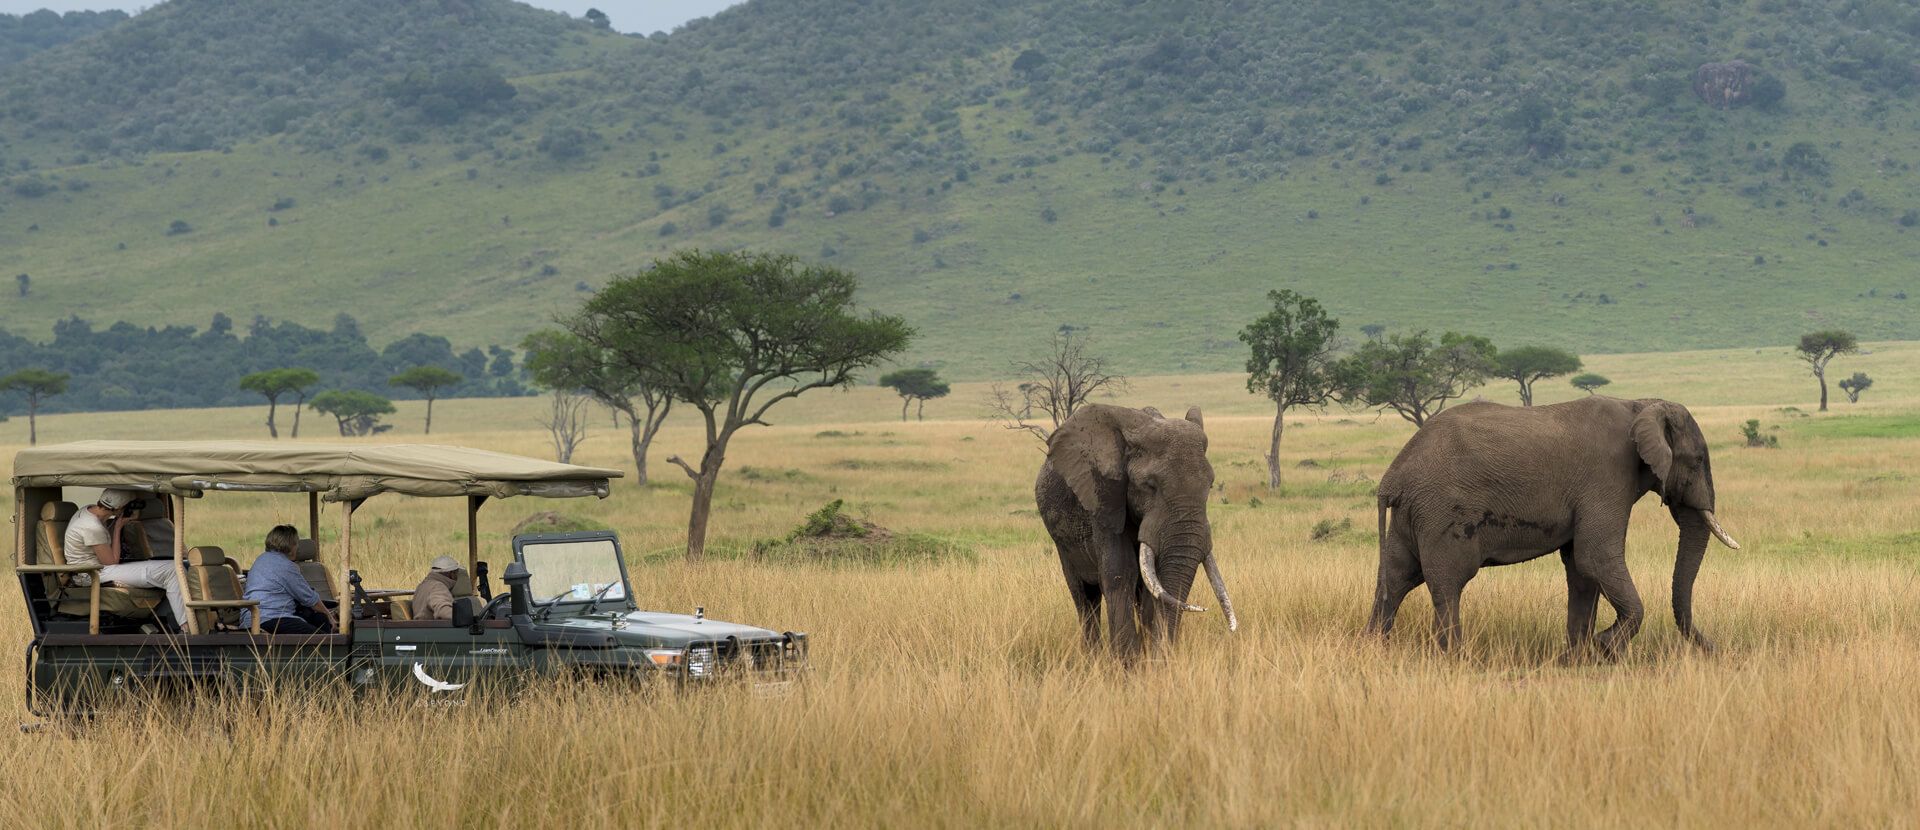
[1048,404,1152,530]
[1632,401,1675,493]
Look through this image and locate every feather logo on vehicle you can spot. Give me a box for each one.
[412,662,466,692]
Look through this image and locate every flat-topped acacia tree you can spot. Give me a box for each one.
[523,329,672,484]
[238,367,320,439]
[389,365,462,434]
[568,250,913,561]
[0,368,68,446]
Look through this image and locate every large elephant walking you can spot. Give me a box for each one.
[1036,404,1237,657]
[1366,397,1739,659]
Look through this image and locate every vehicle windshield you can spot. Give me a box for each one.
[520,538,628,603]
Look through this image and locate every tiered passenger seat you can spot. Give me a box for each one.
[28,501,164,628]
[182,546,260,634]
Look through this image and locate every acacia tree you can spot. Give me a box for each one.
[1240,289,1341,490]
[389,365,463,433]
[1838,371,1873,404]
[568,250,913,562]
[1570,373,1612,395]
[987,330,1128,440]
[238,367,320,439]
[879,368,951,421]
[309,390,396,437]
[523,329,671,484]
[1494,346,1582,406]
[1795,330,1858,412]
[1333,331,1497,427]
[0,368,69,445]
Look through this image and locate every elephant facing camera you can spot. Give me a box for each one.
[1035,404,1237,659]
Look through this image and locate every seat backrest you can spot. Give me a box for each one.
[136,498,175,558]
[186,546,247,630]
[450,568,481,625]
[292,538,335,602]
[33,502,78,595]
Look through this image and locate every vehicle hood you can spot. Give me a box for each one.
[533,610,782,646]
[619,611,782,641]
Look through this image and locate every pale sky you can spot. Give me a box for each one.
[0,0,746,35]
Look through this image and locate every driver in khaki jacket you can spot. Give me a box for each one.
[410,556,460,621]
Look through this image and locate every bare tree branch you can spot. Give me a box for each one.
[985,330,1129,441]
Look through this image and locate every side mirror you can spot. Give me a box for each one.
[503,562,531,618]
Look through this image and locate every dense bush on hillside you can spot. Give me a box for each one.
[573,0,1920,183]
[7,0,1914,188]
[0,0,583,157]
[0,313,528,415]
[0,9,125,70]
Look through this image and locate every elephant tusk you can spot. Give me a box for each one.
[1702,510,1739,550]
[1138,543,1205,613]
[1202,552,1239,632]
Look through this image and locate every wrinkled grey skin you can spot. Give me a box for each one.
[1036,404,1214,658]
[1365,397,1735,660]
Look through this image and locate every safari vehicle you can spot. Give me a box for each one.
[14,441,806,713]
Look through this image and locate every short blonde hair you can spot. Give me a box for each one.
[265,524,300,554]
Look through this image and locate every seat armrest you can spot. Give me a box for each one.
[187,599,263,634]
[362,590,416,599]
[17,563,102,574]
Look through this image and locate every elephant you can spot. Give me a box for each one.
[1035,404,1237,657]
[1364,396,1739,659]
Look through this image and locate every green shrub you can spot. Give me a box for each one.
[1741,419,1779,449]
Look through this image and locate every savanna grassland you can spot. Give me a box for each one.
[0,343,1916,827]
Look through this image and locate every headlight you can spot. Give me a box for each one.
[686,647,716,678]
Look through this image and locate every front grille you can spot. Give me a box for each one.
[681,633,807,680]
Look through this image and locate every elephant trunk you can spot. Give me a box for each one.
[1139,543,1203,613]
[1139,517,1234,631]
[1671,506,1720,651]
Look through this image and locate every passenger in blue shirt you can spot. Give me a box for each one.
[244,525,337,635]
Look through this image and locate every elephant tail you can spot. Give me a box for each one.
[1376,493,1391,552]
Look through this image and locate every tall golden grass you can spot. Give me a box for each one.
[0,344,1916,827]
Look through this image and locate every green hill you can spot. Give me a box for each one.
[1,0,1917,380]
[0,9,127,70]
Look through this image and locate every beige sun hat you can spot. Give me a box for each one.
[429,555,462,573]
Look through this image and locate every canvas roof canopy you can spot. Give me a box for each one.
[12,441,622,501]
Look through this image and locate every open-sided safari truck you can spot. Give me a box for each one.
[14,441,807,713]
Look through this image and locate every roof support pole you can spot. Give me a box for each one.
[12,487,24,572]
[466,495,488,575]
[173,492,196,635]
[308,492,320,545]
[339,499,363,636]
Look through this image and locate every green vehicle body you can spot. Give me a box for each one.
[24,529,808,714]
[12,443,807,715]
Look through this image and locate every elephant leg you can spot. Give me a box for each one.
[1070,581,1102,649]
[1100,534,1143,659]
[1365,528,1423,638]
[1560,546,1601,662]
[1421,551,1477,652]
[1580,538,1644,660]
[1135,581,1167,652]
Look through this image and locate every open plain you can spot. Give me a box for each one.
[1,343,1917,827]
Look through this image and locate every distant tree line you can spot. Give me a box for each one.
[0,312,529,417]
